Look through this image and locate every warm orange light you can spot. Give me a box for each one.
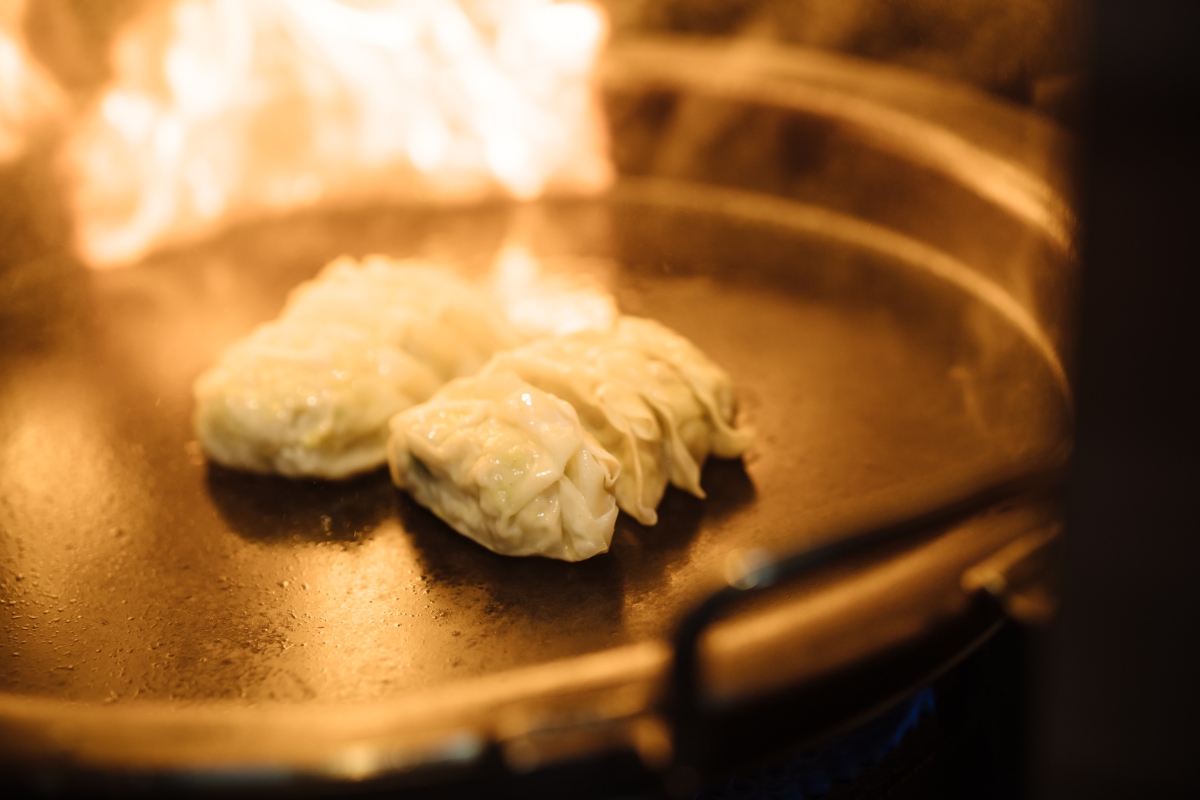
[0,0,64,163]
[64,0,613,269]
[490,243,617,338]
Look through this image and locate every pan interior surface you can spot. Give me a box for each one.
[0,183,1069,706]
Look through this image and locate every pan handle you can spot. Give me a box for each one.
[662,460,1067,791]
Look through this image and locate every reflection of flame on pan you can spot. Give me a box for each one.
[489,243,619,338]
[60,0,613,269]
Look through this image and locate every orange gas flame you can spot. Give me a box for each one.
[64,0,612,269]
[1,0,65,163]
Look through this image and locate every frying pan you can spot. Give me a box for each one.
[0,38,1074,797]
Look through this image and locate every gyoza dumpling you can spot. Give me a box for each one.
[284,255,522,381]
[608,318,753,459]
[480,317,754,525]
[193,255,520,478]
[195,322,441,478]
[387,372,620,561]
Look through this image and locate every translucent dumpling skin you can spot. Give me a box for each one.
[481,317,754,525]
[193,255,519,478]
[195,322,441,478]
[387,372,621,561]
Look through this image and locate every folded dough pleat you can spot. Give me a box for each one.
[480,316,754,526]
[387,371,620,561]
[612,317,756,459]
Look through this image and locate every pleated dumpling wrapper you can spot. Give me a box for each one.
[387,372,621,561]
[193,256,520,478]
[481,317,754,525]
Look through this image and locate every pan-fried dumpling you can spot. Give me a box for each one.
[193,255,520,478]
[194,322,441,478]
[387,372,620,561]
[284,255,522,381]
[609,317,754,459]
[480,317,754,525]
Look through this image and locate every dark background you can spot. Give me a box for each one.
[1030,1,1200,798]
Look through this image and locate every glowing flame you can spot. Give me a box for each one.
[0,0,65,163]
[64,0,612,268]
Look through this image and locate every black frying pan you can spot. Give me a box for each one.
[0,39,1074,797]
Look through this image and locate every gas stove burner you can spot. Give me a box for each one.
[696,687,935,800]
